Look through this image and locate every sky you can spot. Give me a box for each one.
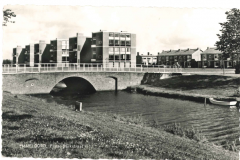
[2,4,231,59]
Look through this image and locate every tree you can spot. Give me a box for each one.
[216,8,240,58]
[3,9,16,26]
[3,59,12,64]
[215,8,240,75]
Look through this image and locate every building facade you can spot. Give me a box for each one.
[201,47,240,68]
[34,40,51,64]
[50,39,69,64]
[69,33,92,63]
[12,46,26,65]
[158,48,202,68]
[91,31,136,68]
[136,52,158,65]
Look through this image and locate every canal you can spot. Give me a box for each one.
[34,90,239,150]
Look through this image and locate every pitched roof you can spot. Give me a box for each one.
[159,48,201,56]
[201,47,222,54]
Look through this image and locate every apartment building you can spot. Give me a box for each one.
[201,47,240,68]
[201,47,223,68]
[91,30,136,68]
[158,48,202,68]
[69,33,92,63]
[50,39,69,64]
[136,52,158,65]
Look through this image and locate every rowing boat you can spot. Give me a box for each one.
[209,98,237,106]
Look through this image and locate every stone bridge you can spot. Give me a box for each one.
[2,72,146,94]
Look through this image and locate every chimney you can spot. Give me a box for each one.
[148,52,150,55]
[137,52,139,56]
[158,52,160,55]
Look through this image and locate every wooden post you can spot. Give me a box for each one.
[75,101,82,111]
[204,98,206,106]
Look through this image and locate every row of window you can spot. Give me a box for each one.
[92,40,131,46]
[109,33,131,38]
[92,33,131,38]
[92,48,131,52]
[109,54,131,60]
[109,40,131,46]
[159,55,191,60]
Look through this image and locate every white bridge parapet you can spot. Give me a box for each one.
[2,63,183,74]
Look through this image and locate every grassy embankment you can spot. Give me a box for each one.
[129,75,240,101]
[2,91,238,159]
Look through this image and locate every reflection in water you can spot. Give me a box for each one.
[33,91,239,149]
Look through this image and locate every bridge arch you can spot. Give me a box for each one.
[50,76,97,94]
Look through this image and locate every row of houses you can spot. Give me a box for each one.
[137,47,240,68]
[12,31,137,67]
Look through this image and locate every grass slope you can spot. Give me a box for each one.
[144,75,240,98]
[2,92,238,159]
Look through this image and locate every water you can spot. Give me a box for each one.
[34,91,239,149]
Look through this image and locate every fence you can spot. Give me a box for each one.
[2,63,183,74]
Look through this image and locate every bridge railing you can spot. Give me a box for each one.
[2,63,183,74]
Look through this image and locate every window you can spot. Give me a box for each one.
[126,34,130,38]
[109,33,114,37]
[114,33,119,37]
[121,41,125,46]
[121,54,125,60]
[109,47,113,52]
[115,54,119,60]
[92,48,96,52]
[92,40,96,45]
[208,55,211,58]
[214,55,218,58]
[202,55,206,59]
[126,48,131,52]
[121,34,126,38]
[121,48,125,52]
[114,48,119,52]
[115,40,119,46]
[109,54,114,60]
[93,53,96,59]
[109,40,114,46]
[187,55,191,59]
[93,33,96,38]
[126,54,131,60]
[98,41,102,45]
[126,41,131,46]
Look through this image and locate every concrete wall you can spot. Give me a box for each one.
[41,44,51,63]
[57,40,62,63]
[80,38,93,63]
[29,44,34,66]
[2,72,145,94]
[18,48,25,64]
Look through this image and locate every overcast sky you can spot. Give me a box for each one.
[3,5,229,59]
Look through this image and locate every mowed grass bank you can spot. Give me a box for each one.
[141,75,240,98]
[2,92,238,159]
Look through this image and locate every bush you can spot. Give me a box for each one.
[162,123,207,143]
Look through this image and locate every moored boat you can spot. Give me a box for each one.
[209,98,237,106]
